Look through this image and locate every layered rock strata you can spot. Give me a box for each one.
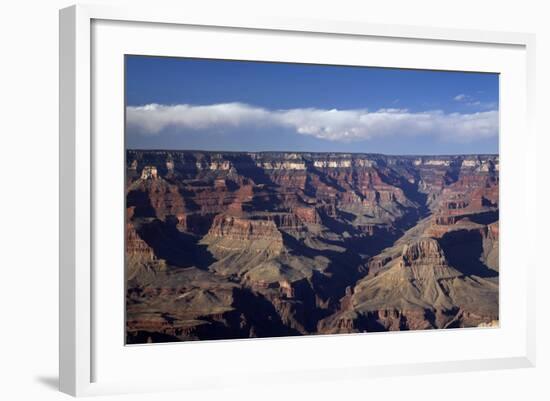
[126,150,499,343]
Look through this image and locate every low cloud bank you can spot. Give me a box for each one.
[127,102,498,143]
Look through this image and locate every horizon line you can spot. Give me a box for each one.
[126,148,499,157]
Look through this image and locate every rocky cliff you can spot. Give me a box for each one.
[125,150,499,343]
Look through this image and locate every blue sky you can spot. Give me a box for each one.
[126,55,499,155]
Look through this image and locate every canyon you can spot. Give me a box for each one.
[125,150,499,343]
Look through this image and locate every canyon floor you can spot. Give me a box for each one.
[125,150,499,343]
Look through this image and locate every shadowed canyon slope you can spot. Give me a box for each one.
[125,150,499,343]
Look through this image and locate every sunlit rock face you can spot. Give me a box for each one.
[140,165,158,180]
[125,150,499,343]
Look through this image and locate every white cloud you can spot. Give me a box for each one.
[127,102,498,143]
[453,94,468,102]
[453,94,497,110]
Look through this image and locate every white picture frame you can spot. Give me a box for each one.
[59,4,536,397]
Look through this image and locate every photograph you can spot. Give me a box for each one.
[124,55,499,344]
[2,0,546,399]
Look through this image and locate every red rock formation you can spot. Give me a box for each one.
[126,207,155,263]
[206,214,283,242]
[293,206,320,224]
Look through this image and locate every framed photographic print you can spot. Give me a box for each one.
[59,4,536,397]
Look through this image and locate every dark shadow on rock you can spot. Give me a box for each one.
[127,190,156,218]
[466,210,499,225]
[303,160,346,194]
[317,209,358,236]
[438,229,498,278]
[227,154,275,186]
[231,287,302,337]
[177,187,201,211]
[279,232,365,314]
[443,162,462,185]
[136,218,215,269]
[356,312,388,332]
[248,191,280,212]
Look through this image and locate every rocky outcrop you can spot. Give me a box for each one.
[402,238,447,267]
[293,206,320,224]
[328,235,498,331]
[202,215,283,255]
[207,214,281,239]
[140,165,158,180]
[126,207,156,263]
